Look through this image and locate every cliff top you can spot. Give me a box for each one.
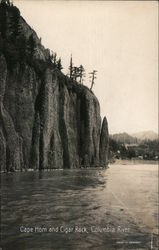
[0,0,97,99]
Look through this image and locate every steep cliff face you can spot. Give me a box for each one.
[0,2,109,171]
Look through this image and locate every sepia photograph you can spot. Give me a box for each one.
[0,0,158,249]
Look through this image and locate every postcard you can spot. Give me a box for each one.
[0,0,158,249]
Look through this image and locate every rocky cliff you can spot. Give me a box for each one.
[0,1,109,171]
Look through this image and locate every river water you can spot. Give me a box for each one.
[1,163,158,250]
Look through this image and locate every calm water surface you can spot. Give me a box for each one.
[1,164,158,250]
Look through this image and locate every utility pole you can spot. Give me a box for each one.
[89,70,97,90]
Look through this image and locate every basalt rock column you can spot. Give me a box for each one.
[99,117,109,167]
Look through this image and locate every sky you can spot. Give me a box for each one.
[14,0,158,134]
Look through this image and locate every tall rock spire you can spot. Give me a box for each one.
[99,116,109,167]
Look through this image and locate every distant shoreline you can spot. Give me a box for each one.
[110,159,158,165]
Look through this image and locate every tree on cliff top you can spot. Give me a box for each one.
[10,5,21,38]
[69,54,73,79]
[68,56,86,84]
[52,52,57,67]
[0,1,7,37]
[89,70,97,90]
[0,0,11,5]
[79,65,85,84]
[72,65,85,83]
[49,51,63,70]
[57,57,63,71]
[0,0,20,39]
[27,34,36,60]
[72,66,79,81]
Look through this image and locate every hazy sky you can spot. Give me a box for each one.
[15,0,158,134]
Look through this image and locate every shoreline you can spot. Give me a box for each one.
[0,160,158,174]
[0,166,109,174]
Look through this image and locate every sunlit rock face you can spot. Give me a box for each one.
[0,2,109,171]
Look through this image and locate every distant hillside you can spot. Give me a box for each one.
[110,133,138,144]
[109,131,159,161]
[132,131,158,141]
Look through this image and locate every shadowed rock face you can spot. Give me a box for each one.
[0,2,109,171]
[100,117,109,166]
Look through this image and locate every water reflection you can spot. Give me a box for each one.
[1,165,157,250]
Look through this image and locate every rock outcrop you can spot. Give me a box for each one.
[99,117,109,166]
[0,1,109,171]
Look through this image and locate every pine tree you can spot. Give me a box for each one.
[27,34,36,59]
[89,70,97,90]
[72,66,80,81]
[53,52,57,67]
[0,0,10,5]
[0,1,7,38]
[10,5,20,38]
[69,54,73,79]
[49,51,54,64]
[79,65,85,84]
[57,57,63,71]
